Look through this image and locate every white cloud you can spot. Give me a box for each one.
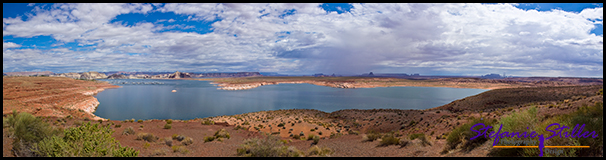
[2,3,603,77]
[3,42,21,49]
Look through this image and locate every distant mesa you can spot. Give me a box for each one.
[3,71,53,77]
[168,71,191,79]
[481,73,503,79]
[313,73,338,77]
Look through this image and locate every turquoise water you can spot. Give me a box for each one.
[94,79,488,120]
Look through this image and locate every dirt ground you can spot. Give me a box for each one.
[3,76,603,157]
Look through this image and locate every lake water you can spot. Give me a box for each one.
[94,79,488,120]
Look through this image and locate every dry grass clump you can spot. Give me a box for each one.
[237,135,303,157]
[164,137,173,146]
[182,137,194,146]
[307,145,333,157]
[378,136,401,147]
[163,123,172,129]
[171,145,190,154]
[122,126,135,135]
[136,132,158,142]
[362,131,382,142]
[204,129,231,143]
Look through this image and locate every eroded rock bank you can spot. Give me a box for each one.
[3,76,119,121]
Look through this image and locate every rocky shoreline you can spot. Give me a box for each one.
[215,80,491,90]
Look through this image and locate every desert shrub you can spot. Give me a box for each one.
[409,133,425,140]
[500,102,603,157]
[151,148,168,156]
[571,102,602,156]
[114,124,122,128]
[311,135,320,145]
[442,116,495,154]
[330,132,343,139]
[307,145,333,157]
[166,119,172,124]
[204,136,215,143]
[237,135,303,157]
[164,124,172,129]
[136,133,158,142]
[307,134,316,141]
[485,106,541,156]
[214,129,231,139]
[173,134,185,141]
[143,142,150,149]
[34,122,139,157]
[378,136,400,146]
[182,137,194,146]
[363,132,382,142]
[164,137,173,146]
[8,111,60,157]
[171,145,189,154]
[137,119,143,123]
[292,134,301,140]
[201,119,214,125]
[122,127,135,135]
[234,125,245,130]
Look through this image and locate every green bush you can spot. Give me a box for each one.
[500,102,603,157]
[237,135,303,157]
[442,117,495,154]
[164,124,172,129]
[8,111,60,157]
[166,119,173,124]
[486,106,541,156]
[571,102,602,156]
[34,122,138,157]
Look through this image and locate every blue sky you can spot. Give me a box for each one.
[3,3,603,77]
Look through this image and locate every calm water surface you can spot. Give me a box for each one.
[94,79,488,120]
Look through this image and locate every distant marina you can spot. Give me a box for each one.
[103,80,164,85]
